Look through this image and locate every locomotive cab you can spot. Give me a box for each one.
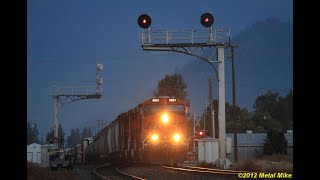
[141,97,189,164]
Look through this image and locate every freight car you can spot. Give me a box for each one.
[73,137,93,164]
[85,96,189,165]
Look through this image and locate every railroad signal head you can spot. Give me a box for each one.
[138,14,152,29]
[198,130,204,136]
[200,13,214,27]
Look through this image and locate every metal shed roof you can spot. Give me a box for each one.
[226,132,293,145]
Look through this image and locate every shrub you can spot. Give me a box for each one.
[263,129,288,155]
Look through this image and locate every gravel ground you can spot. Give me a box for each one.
[73,163,128,180]
[72,164,96,180]
[120,166,238,180]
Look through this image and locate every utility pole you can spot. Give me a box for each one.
[97,120,100,133]
[193,114,196,151]
[204,101,206,137]
[209,76,213,138]
[230,44,238,163]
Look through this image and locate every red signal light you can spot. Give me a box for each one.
[138,14,152,29]
[198,130,204,136]
[200,13,214,27]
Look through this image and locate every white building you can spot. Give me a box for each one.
[40,144,55,167]
[27,143,42,164]
[27,143,55,167]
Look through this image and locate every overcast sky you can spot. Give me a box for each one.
[27,0,293,139]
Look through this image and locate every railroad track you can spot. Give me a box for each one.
[92,162,249,180]
[92,163,145,180]
[110,164,243,179]
[162,165,245,176]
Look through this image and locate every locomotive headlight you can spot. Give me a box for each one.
[173,134,181,141]
[161,113,169,123]
[151,134,158,141]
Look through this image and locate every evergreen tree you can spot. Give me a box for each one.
[66,128,81,148]
[263,129,288,155]
[40,137,45,145]
[32,123,40,144]
[27,122,32,145]
[27,121,40,145]
[81,127,92,139]
[46,124,65,146]
[66,129,75,148]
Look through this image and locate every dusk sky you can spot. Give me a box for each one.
[27,0,293,140]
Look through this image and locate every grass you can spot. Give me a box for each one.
[234,154,293,173]
[27,161,79,180]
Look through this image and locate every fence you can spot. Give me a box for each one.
[226,133,293,163]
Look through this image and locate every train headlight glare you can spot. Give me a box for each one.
[161,113,169,123]
[151,134,158,141]
[173,134,181,141]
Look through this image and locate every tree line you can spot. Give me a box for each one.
[27,122,92,148]
[28,73,292,154]
[154,73,292,155]
[154,73,292,135]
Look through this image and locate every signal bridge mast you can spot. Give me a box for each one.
[138,13,232,169]
[49,62,104,149]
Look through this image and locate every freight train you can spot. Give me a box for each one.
[84,96,190,165]
[73,137,93,164]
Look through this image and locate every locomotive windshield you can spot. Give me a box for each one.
[143,104,163,113]
[165,104,184,112]
[144,104,185,116]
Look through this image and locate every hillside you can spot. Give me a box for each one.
[175,17,293,114]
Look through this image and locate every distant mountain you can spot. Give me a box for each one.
[175,17,293,115]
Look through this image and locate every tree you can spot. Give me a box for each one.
[252,90,282,132]
[27,121,40,145]
[27,122,33,145]
[253,90,280,115]
[153,74,188,101]
[237,108,255,132]
[263,129,288,155]
[40,137,45,145]
[46,124,65,147]
[66,129,75,148]
[278,89,293,130]
[251,89,293,132]
[81,127,92,139]
[66,128,81,148]
[32,123,40,144]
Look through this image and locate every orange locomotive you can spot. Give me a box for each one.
[85,96,189,165]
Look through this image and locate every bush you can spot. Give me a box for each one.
[234,154,293,173]
[27,161,79,180]
[263,129,288,155]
